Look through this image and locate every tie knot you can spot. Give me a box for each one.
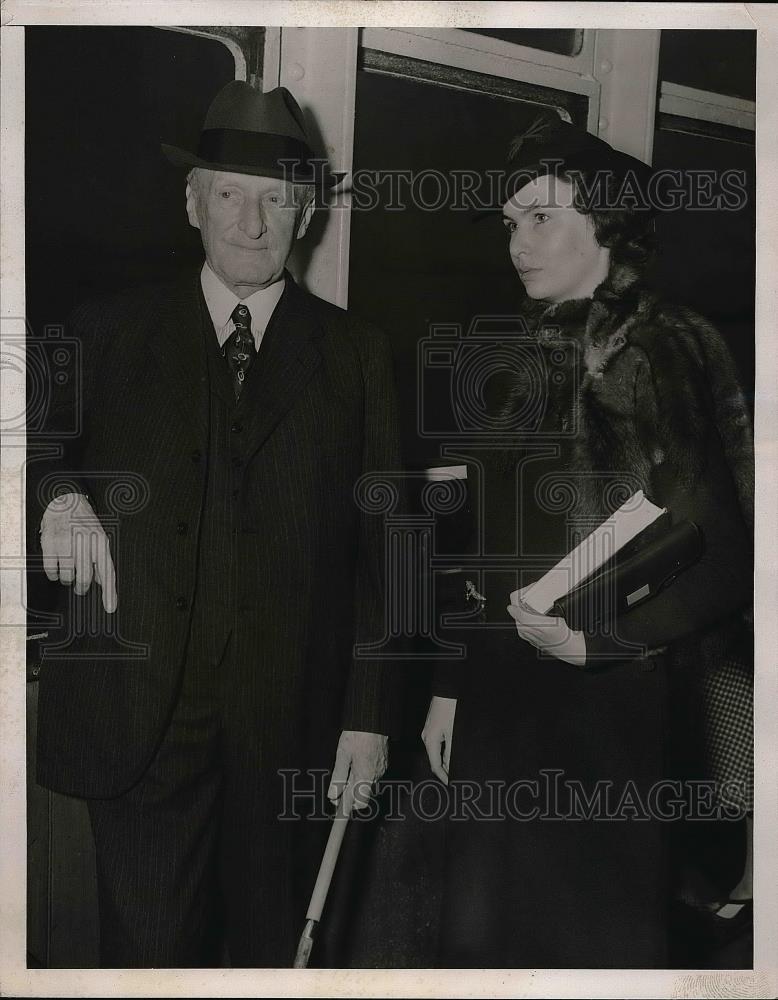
[232,303,252,329]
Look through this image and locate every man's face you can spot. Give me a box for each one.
[502,174,609,304]
[187,170,313,296]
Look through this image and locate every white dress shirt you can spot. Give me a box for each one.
[200,262,285,352]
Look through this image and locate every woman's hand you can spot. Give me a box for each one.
[422,696,457,785]
[507,588,586,667]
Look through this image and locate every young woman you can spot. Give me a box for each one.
[422,115,753,968]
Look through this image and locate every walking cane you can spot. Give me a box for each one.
[293,785,354,968]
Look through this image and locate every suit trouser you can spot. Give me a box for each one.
[86,616,308,968]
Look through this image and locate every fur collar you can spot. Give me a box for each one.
[500,257,754,536]
[518,258,647,378]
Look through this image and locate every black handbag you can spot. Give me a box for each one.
[552,519,704,632]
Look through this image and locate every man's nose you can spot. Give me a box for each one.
[238,199,266,239]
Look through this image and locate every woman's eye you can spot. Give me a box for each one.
[503,221,517,234]
[534,212,549,224]
[220,190,232,200]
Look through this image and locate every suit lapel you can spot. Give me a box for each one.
[240,273,325,462]
[145,270,210,448]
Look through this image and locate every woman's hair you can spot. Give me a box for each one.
[564,167,656,271]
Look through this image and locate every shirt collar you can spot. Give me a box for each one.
[200,262,285,349]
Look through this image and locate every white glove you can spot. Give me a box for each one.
[422,695,457,785]
[40,492,117,613]
[507,587,586,667]
[327,730,389,812]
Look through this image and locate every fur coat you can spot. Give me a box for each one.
[504,257,754,539]
[435,256,754,685]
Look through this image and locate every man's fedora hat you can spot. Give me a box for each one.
[162,81,336,186]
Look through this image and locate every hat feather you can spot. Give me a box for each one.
[507,112,560,161]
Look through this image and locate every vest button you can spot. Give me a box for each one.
[191,449,202,463]
[232,489,240,500]
[231,422,243,434]
[175,596,187,610]
[232,457,243,469]
[176,521,188,535]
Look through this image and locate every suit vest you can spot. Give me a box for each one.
[191,296,265,635]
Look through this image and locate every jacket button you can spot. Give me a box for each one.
[232,456,243,469]
[175,596,187,610]
[232,489,240,500]
[231,422,243,433]
[191,449,202,463]
[176,521,188,535]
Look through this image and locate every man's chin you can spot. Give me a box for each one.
[216,265,281,291]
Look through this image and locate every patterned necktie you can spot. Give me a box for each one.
[224,303,256,400]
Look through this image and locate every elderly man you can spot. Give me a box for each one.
[34,82,400,967]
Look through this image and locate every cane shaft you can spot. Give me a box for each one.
[305,808,350,921]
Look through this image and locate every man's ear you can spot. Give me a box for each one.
[186,183,201,231]
[296,195,315,241]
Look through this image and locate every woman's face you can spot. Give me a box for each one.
[502,174,610,303]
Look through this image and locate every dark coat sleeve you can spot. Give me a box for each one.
[27,300,107,526]
[584,322,753,665]
[340,322,407,735]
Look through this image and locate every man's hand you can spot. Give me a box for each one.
[507,588,585,666]
[422,695,457,785]
[40,493,117,613]
[327,730,388,812]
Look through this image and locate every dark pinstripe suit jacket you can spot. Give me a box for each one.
[33,268,402,799]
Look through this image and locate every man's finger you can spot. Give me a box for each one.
[327,746,350,801]
[56,530,75,585]
[73,529,93,596]
[41,530,59,581]
[350,776,373,811]
[94,532,118,613]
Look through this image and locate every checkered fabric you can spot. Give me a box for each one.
[698,653,754,812]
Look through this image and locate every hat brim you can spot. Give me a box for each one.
[161,142,339,188]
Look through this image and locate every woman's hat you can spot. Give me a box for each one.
[162,81,336,186]
[495,110,655,213]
